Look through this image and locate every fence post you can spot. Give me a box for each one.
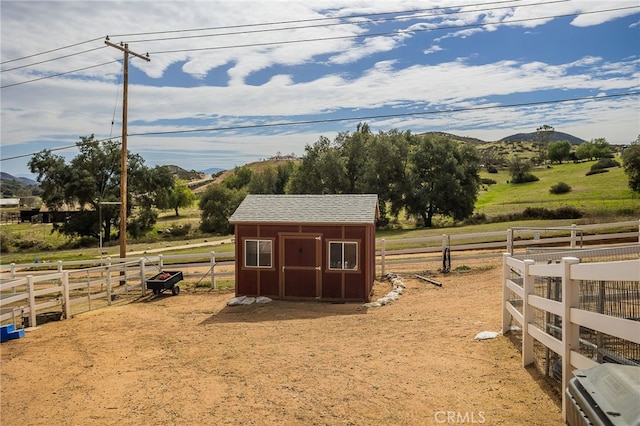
[62,271,70,320]
[158,254,164,271]
[140,258,147,297]
[522,259,535,367]
[11,263,16,292]
[27,275,36,328]
[210,251,217,289]
[638,219,640,244]
[380,239,386,277]
[86,270,92,311]
[106,261,113,306]
[561,256,581,422]
[570,224,576,248]
[57,260,63,273]
[501,253,511,334]
[507,229,513,254]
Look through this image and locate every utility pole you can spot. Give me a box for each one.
[105,37,150,260]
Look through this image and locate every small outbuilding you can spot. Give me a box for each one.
[228,194,379,302]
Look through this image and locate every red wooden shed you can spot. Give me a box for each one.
[228,194,379,302]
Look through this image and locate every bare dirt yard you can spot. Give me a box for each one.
[1,256,562,425]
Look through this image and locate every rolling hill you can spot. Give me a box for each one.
[500,131,585,145]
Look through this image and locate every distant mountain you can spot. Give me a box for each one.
[500,131,585,145]
[162,165,206,181]
[203,167,224,176]
[0,172,38,186]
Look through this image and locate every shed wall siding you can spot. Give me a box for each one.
[234,222,375,302]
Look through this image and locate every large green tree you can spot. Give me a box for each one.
[622,135,640,193]
[286,136,347,194]
[29,135,174,241]
[286,124,409,225]
[199,184,246,234]
[547,140,572,164]
[247,162,295,194]
[404,134,481,227]
[157,179,195,216]
[361,128,409,224]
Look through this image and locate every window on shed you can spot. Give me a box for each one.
[329,241,357,270]
[245,239,272,268]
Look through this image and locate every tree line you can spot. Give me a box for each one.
[28,128,640,243]
[200,123,481,233]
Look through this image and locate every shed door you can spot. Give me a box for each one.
[281,234,321,298]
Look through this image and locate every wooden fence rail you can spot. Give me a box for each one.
[2,220,638,331]
[501,249,640,422]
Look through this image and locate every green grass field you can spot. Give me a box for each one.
[476,161,638,217]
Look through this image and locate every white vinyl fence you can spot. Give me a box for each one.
[501,246,640,421]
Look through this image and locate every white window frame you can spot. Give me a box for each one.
[244,239,273,268]
[328,241,358,271]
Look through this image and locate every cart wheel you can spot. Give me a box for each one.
[172,285,180,296]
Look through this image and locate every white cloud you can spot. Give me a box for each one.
[1,0,639,176]
[423,45,443,55]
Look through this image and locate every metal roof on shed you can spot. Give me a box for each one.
[228,194,379,224]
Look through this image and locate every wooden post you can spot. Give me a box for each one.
[106,261,113,306]
[86,270,92,311]
[27,275,36,328]
[507,229,513,254]
[62,271,70,320]
[501,253,511,334]
[380,239,385,277]
[561,256,581,422]
[10,263,16,291]
[104,38,150,260]
[140,257,147,297]
[570,224,576,248]
[211,251,216,290]
[522,259,535,367]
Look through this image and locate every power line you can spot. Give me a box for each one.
[3,3,635,88]
[0,0,516,68]
[4,91,637,162]
[1,136,121,162]
[1,60,119,89]
[123,91,639,136]
[1,46,108,73]
[121,0,558,44]
[148,5,639,55]
[0,36,105,65]
[110,0,523,40]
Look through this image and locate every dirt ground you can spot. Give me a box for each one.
[1,256,562,425]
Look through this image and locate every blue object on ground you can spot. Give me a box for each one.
[1,323,25,342]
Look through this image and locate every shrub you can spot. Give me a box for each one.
[462,212,487,225]
[591,158,620,171]
[168,223,191,237]
[486,165,498,174]
[522,206,582,220]
[553,206,583,219]
[586,169,609,176]
[480,178,497,185]
[549,182,571,195]
[512,173,539,184]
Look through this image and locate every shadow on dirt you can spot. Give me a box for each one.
[199,300,369,324]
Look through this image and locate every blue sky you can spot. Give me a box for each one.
[1,0,639,178]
